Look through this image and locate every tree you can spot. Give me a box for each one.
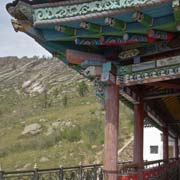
[42,87,51,108]
[77,81,88,97]
[43,88,48,108]
[53,88,59,98]
[62,95,68,107]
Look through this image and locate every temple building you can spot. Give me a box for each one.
[144,127,177,161]
[6,0,180,179]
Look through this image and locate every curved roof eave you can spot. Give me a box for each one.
[6,0,92,10]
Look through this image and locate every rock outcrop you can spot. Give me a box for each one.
[22,123,42,135]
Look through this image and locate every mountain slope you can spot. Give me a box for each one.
[0,57,133,170]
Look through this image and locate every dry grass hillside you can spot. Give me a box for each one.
[0,56,133,171]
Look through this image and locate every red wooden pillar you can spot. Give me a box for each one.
[133,97,144,180]
[176,137,180,180]
[175,136,179,159]
[163,127,169,161]
[163,127,169,180]
[104,84,119,180]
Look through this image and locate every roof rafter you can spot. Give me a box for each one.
[146,82,180,90]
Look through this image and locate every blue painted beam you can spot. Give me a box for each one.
[41,29,75,41]
[39,13,176,42]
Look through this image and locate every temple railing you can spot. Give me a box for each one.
[0,159,179,180]
[0,164,104,180]
[118,158,180,180]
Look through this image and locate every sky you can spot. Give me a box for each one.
[0,0,51,58]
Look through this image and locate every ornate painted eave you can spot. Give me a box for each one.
[32,0,94,8]
[6,0,180,71]
[7,0,171,25]
[34,1,170,26]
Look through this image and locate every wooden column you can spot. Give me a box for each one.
[133,97,144,180]
[104,84,119,180]
[163,127,169,180]
[175,136,179,159]
[133,97,144,166]
[163,127,169,161]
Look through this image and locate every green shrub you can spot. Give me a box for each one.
[62,95,68,107]
[5,126,82,154]
[82,118,103,145]
[62,127,81,142]
[0,149,7,158]
[77,82,88,97]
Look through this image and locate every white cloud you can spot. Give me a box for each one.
[0,0,51,58]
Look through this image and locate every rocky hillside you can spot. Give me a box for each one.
[0,56,133,171]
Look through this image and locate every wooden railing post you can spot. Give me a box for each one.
[0,171,3,180]
[78,163,83,180]
[59,166,63,180]
[33,163,38,180]
[0,164,3,180]
[93,165,97,180]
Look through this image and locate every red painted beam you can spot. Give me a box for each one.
[144,92,180,100]
[104,84,119,180]
[66,49,106,64]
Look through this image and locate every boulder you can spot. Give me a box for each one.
[40,156,50,163]
[22,123,42,135]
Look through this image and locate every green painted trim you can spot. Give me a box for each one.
[154,22,177,32]
[118,55,180,76]
[80,22,102,33]
[55,25,75,35]
[123,65,180,83]
[33,0,157,22]
[105,17,126,31]
[174,8,180,22]
[133,11,153,27]
[77,34,101,39]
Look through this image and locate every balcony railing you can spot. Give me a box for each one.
[0,164,103,180]
[118,158,180,180]
[0,159,179,180]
